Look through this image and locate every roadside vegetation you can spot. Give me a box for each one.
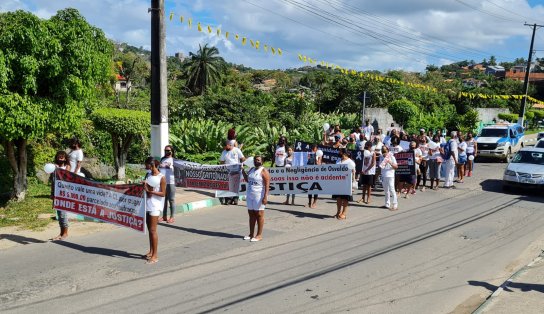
[1,8,543,229]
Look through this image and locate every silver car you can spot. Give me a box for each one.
[503,147,544,191]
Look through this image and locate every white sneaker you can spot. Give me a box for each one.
[243,236,251,240]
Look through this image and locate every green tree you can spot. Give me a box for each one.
[183,44,226,95]
[91,108,149,179]
[388,99,420,129]
[114,50,149,108]
[0,9,112,201]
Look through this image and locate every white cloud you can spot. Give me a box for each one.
[3,0,544,71]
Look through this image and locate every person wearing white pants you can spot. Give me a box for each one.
[443,131,459,188]
[379,146,398,210]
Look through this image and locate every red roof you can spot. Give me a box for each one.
[116,74,126,81]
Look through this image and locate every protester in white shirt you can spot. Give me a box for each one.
[465,132,477,177]
[456,136,467,183]
[68,138,84,176]
[219,140,246,205]
[428,135,443,190]
[380,145,398,210]
[416,137,429,191]
[444,131,458,188]
[363,120,374,141]
[274,139,287,167]
[357,141,376,205]
[333,149,356,220]
[159,145,176,223]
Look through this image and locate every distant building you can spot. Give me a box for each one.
[114,74,131,92]
[506,65,544,82]
[485,65,505,78]
[175,52,186,62]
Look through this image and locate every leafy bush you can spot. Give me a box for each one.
[388,99,420,129]
[498,113,518,122]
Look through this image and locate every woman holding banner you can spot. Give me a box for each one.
[50,151,71,241]
[357,141,376,205]
[242,156,270,242]
[160,145,176,223]
[333,149,356,219]
[144,157,166,264]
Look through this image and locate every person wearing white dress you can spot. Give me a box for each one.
[242,156,270,242]
[143,157,166,264]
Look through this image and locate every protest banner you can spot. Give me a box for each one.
[174,162,242,192]
[294,140,363,172]
[53,169,146,233]
[394,151,416,175]
[232,164,353,195]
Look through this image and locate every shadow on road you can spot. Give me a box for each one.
[159,223,242,239]
[481,179,544,199]
[267,207,333,220]
[468,280,544,293]
[52,241,143,259]
[0,234,46,245]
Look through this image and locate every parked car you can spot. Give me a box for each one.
[503,147,544,191]
[536,139,544,148]
[476,123,525,162]
[537,131,544,141]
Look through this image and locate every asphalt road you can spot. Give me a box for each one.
[1,162,543,314]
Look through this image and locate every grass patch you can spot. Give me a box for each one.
[525,128,544,135]
[0,177,54,230]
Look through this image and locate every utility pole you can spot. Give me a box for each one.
[519,23,542,127]
[149,0,169,158]
[359,92,370,127]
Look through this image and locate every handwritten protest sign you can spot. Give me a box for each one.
[53,169,146,233]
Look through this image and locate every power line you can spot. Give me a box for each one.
[483,0,539,22]
[320,0,506,60]
[454,0,523,23]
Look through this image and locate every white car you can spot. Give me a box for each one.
[537,131,544,141]
[503,147,544,191]
[536,139,544,148]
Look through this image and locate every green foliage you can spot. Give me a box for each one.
[498,113,519,122]
[388,99,420,128]
[0,177,53,230]
[183,44,226,95]
[91,108,149,136]
[532,110,544,120]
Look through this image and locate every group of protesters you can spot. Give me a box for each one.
[270,120,478,212]
[49,121,478,264]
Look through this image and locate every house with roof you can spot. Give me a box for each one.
[114,74,131,92]
[485,65,505,78]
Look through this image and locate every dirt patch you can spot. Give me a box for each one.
[451,293,486,314]
[0,221,119,250]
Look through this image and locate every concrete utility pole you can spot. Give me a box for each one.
[149,0,169,158]
[359,91,370,127]
[519,23,542,126]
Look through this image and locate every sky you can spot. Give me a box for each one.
[3,0,544,72]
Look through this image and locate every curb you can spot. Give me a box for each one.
[472,250,544,314]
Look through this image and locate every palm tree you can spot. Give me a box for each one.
[183,44,226,95]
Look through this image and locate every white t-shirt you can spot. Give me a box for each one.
[275,146,287,166]
[160,156,175,185]
[379,153,397,178]
[428,141,441,160]
[466,139,476,154]
[363,125,374,140]
[458,142,467,157]
[339,158,356,182]
[419,144,429,161]
[414,148,423,165]
[68,149,84,173]
[146,172,165,212]
[362,150,376,175]
[220,147,244,165]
